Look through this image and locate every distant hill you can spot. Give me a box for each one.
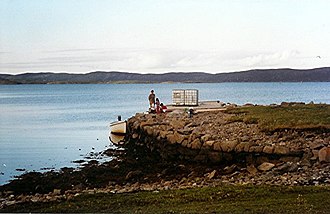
[0,67,329,84]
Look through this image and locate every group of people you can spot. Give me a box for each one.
[148,90,167,113]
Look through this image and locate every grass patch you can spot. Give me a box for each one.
[225,104,330,132]
[3,185,330,213]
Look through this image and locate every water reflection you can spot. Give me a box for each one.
[109,133,125,145]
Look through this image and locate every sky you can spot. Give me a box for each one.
[0,0,330,74]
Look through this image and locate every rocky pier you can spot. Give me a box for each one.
[126,107,330,169]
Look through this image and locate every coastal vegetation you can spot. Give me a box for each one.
[3,185,330,213]
[226,103,330,132]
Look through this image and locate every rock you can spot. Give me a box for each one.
[145,126,154,136]
[310,141,324,150]
[191,138,202,150]
[204,140,215,148]
[258,162,275,171]
[208,152,222,162]
[247,164,258,175]
[125,170,143,180]
[140,121,154,128]
[223,164,237,175]
[249,145,264,153]
[53,189,61,195]
[206,170,217,179]
[263,145,274,154]
[170,120,186,129]
[167,132,184,144]
[235,142,249,153]
[311,149,319,160]
[274,146,290,155]
[201,134,211,142]
[159,130,167,138]
[319,147,330,163]
[132,133,139,139]
[213,142,222,151]
[220,140,238,152]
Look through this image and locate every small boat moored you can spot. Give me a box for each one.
[109,119,127,145]
[110,120,127,135]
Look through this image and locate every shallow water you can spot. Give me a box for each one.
[0,82,329,184]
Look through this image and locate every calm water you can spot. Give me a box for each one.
[0,83,329,184]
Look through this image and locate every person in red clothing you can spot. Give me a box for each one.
[160,103,167,113]
[155,98,161,113]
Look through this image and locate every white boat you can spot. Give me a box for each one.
[109,120,127,145]
[110,120,127,134]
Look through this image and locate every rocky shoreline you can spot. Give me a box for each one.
[1,103,329,209]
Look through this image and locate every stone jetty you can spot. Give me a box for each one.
[126,107,330,166]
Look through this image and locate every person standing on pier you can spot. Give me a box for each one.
[148,90,156,109]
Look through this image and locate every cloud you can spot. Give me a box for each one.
[239,50,301,68]
[0,48,326,74]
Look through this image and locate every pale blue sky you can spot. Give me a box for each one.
[0,0,330,74]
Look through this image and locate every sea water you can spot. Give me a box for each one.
[0,82,329,184]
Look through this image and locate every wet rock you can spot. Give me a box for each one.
[53,189,61,196]
[258,162,275,171]
[223,164,238,175]
[125,170,143,180]
[247,164,258,175]
[319,147,330,163]
[206,170,217,179]
[310,141,324,150]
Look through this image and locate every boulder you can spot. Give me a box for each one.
[319,147,330,163]
[53,189,61,196]
[140,121,154,128]
[235,142,249,153]
[249,145,264,153]
[213,142,222,151]
[170,120,186,129]
[144,126,154,136]
[274,145,290,155]
[247,164,258,175]
[166,132,185,144]
[258,162,275,171]
[208,152,222,162]
[191,138,202,150]
[201,134,211,142]
[203,140,215,148]
[220,140,238,152]
[263,145,274,154]
[206,170,217,179]
[159,130,167,139]
[223,164,237,175]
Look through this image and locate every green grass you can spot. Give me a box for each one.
[225,104,330,132]
[3,185,330,213]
